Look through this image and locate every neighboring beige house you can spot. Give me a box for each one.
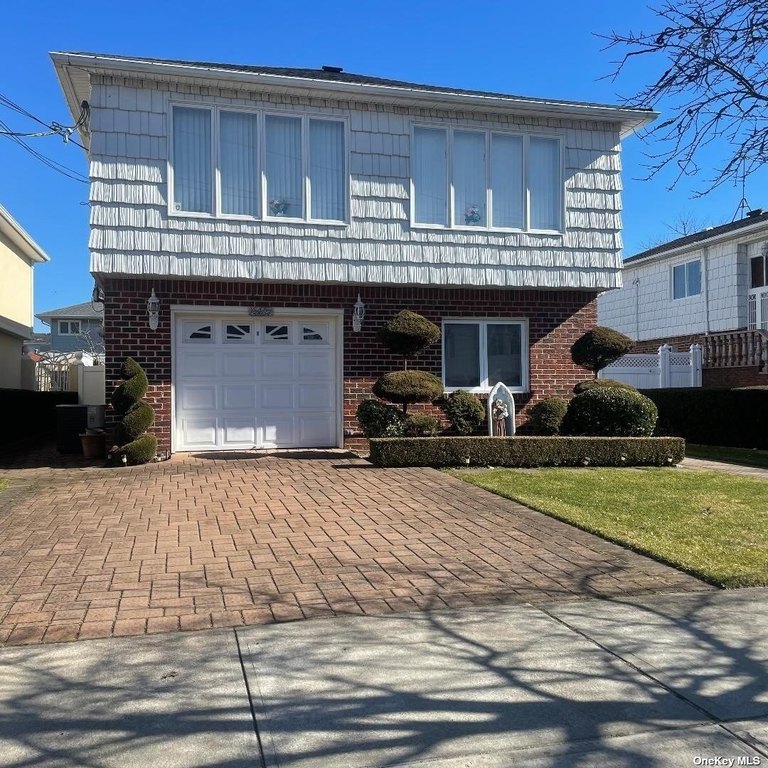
[0,204,50,388]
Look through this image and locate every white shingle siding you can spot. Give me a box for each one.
[598,238,759,340]
[88,76,625,289]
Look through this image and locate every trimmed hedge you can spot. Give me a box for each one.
[442,390,486,435]
[378,310,441,358]
[573,379,637,394]
[643,387,768,449]
[369,436,684,468]
[562,387,658,437]
[372,370,444,409]
[527,396,569,435]
[356,399,406,437]
[571,327,633,373]
[404,413,440,436]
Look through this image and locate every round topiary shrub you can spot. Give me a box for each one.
[109,357,158,465]
[378,310,441,360]
[573,379,638,394]
[356,399,406,438]
[561,387,658,437]
[442,390,485,435]
[372,370,444,413]
[404,412,440,437]
[527,396,569,435]
[571,327,633,375]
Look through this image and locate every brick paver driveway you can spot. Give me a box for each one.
[0,452,710,645]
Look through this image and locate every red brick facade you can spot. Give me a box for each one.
[101,278,598,452]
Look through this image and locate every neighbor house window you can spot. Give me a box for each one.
[750,248,768,289]
[58,321,81,335]
[442,320,528,392]
[672,260,701,299]
[411,126,561,231]
[171,106,346,223]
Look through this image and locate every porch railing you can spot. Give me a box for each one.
[703,329,768,373]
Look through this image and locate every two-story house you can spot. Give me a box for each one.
[0,204,50,389]
[599,210,768,388]
[35,300,104,356]
[52,52,654,453]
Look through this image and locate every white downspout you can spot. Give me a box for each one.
[702,246,711,335]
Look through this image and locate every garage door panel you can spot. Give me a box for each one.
[297,351,333,378]
[260,350,294,378]
[175,314,338,451]
[181,385,217,411]
[299,414,336,446]
[297,382,333,409]
[181,417,218,448]
[222,385,256,410]
[260,383,294,410]
[180,351,217,377]
[221,418,256,446]
[223,352,256,377]
[261,416,295,448]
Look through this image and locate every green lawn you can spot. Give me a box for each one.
[0,479,7,492]
[686,444,768,469]
[450,467,768,588]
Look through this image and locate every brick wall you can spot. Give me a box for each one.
[101,278,598,452]
[629,333,705,354]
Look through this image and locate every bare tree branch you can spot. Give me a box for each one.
[602,0,768,194]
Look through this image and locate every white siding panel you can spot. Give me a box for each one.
[87,77,626,289]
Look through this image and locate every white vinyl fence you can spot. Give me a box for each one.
[599,344,702,389]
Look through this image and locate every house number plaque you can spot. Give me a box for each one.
[248,307,275,317]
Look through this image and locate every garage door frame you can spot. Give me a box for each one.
[170,305,344,453]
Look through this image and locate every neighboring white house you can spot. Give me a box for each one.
[598,209,768,386]
[51,51,655,453]
[0,204,50,389]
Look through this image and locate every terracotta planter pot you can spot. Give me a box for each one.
[79,432,106,460]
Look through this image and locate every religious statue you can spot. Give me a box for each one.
[492,398,509,437]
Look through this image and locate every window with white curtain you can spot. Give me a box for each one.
[265,115,303,218]
[442,320,528,392]
[672,260,702,299]
[309,119,345,221]
[413,127,448,225]
[220,111,258,216]
[170,106,346,222]
[411,126,562,232]
[172,107,213,214]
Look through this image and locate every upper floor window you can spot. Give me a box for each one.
[171,106,347,223]
[672,259,701,299]
[58,320,81,335]
[411,126,562,232]
[750,245,768,289]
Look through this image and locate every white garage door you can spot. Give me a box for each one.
[174,314,339,451]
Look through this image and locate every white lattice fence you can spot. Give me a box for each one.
[599,345,702,389]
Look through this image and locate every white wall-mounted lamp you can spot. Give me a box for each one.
[147,288,160,331]
[352,294,366,333]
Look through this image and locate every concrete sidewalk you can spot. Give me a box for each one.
[1,588,766,767]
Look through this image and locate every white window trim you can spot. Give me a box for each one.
[168,102,350,226]
[58,320,82,336]
[441,318,529,394]
[410,123,565,235]
[671,259,702,301]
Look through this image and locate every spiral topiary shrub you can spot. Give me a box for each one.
[356,399,406,438]
[378,310,441,361]
[109,357,157,465]
[442,390,485,435]
[404,412,440,437]
[561,387,658,437]
[573,379,638,394]
[527,396,569,435]
[372,370,444,413]
[571,327,633,376]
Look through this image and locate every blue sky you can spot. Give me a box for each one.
[3,0,766,330]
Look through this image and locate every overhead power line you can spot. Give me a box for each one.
[0,92,89,181]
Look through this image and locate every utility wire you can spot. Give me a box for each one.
[0,93,89,182]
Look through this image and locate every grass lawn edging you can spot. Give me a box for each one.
[369,436,684,468]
